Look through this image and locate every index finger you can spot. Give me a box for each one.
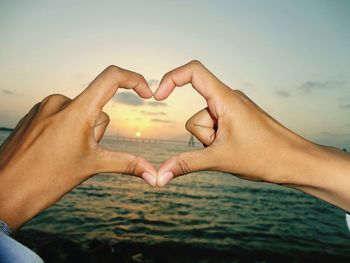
[73,65,153,111]
[154,60,226,101]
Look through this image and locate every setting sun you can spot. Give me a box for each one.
[136,131,141,137]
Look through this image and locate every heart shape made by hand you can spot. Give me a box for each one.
[2,60,348,231]
[92,60,288,189]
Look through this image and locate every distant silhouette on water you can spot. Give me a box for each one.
[188,135,195,147]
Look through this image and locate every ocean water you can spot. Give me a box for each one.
[1,131,350,262]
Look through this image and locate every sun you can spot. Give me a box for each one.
[136,131,141,137]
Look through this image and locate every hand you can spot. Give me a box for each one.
[0,66,157,230]
[154,60,350,212]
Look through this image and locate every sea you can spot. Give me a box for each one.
[0,130,349,262]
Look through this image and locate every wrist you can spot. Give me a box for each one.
[276,141,350,211]
[0,174,42,230]
[0,167,64,230]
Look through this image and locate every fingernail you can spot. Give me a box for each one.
[154,84,163,98]
[141,172,156,187]
[157,171,174,187]
[154,87,160,97]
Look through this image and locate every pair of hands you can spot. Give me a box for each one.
[0,61,349,230]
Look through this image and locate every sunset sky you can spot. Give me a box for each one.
[0,0,349,147]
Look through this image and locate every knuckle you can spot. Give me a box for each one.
[104,113,110,124]
[189,59,202,68]
[185,118,194,132]
[176,154,192,175]
[31,102,41,112]
[40,94,67,112]
[134,73,147,87]
[162,71,172,81]
[41,94,66,105]
[99,111,110,120]
[41,94,54,104]
[125,155,138,175]
[105,65,121,75]
[234,90,245,97]
[136,72,144,80]
[98,112,110,126]
[233,90,250,102]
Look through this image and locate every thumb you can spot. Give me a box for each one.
[94,148,157,187]
[157,148,216,187]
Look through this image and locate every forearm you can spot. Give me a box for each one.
[0,169,55,230]
[276,142,350,211]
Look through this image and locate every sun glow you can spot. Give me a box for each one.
[136,131,141,137]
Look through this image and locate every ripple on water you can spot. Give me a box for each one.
[2,135,345,257]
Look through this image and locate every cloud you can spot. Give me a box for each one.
[151,118,176,124]
[340,104,350,109]
[300,79,346,94]
[147,79,159,87]
[338,96,350,102]
[2,89,14,95]
[241,82,254,89]
[113,92,144,106]
[139,110,166,116]
[112,93,168,107]
[147,101,168,107]
[275,90,290,97]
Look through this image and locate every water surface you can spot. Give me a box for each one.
[1,131,349,262]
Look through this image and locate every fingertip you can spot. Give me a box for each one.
[144,81,154,97]
[153,92,168,101]
[153,85,162,100]
[157,156,176,176]
[136,82,154,99]
[153,93,163,101]
[157,171,174,187]
[154,83,171,101]
[143,90,154,99]
[141,172,157,187]
[139,158,157,187]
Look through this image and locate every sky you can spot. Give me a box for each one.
[0,0,349,147]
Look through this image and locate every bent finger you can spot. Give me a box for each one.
[0,103,41,152]
[186,108,217,146]
[39,94,71,117]
[154,60,228,101]
[73,65,153,112]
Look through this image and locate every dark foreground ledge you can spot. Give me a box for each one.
[12,230,350,263]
